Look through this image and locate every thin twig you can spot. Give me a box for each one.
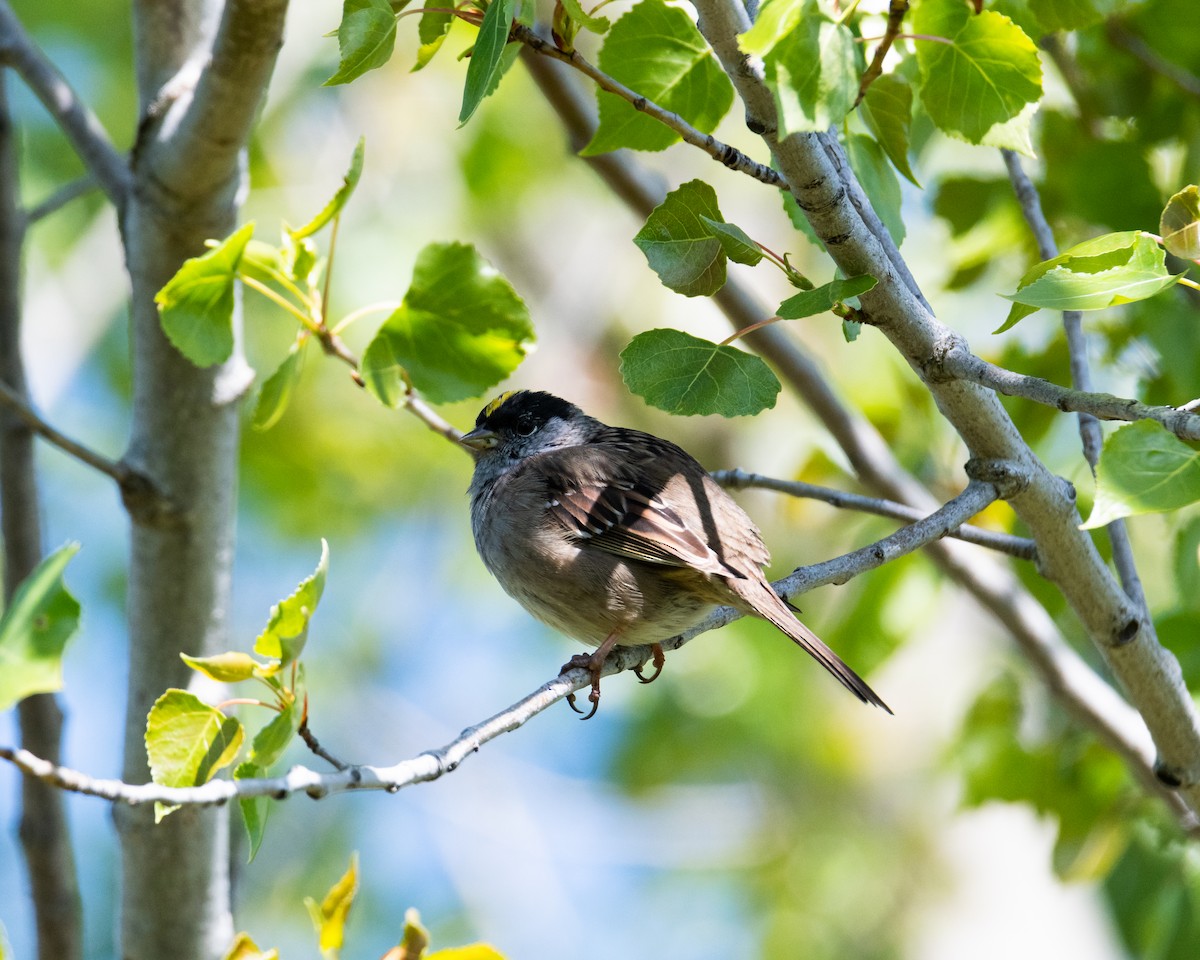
[713,468,1038,560]
[0,378,175,521]
[0,2,129,208]
[930,347,1200,442]
[1106,19,1200,100]
[855,0,909,105]
[0,481,1013,809]
[297,720,349,772]
[25,176,98,225]
[511,23,787,189]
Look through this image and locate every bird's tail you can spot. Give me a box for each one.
[752,585,892,714]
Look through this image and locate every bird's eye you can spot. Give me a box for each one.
[515,419,536,437]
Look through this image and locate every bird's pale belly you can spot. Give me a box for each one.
[488,535,717,648]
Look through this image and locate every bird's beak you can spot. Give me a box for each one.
[460,427,499,452]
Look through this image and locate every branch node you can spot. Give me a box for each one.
[1155,760,1185,789]
[963,458,1029,499]
[1115,615,1142,647]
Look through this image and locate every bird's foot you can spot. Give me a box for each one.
[561,650,606,720]
[633,643,665,684]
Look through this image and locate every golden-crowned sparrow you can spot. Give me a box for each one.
[462,390,890,718]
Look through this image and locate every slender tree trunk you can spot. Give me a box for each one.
[0,71,85,960]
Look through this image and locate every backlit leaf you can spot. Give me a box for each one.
[459,0,517,125]
[582,0,733,155]
[291,139,365,240]
[361,243,533,405]
[145,689,244,821]
[325,0,397,85]
[914,0,1042,143]
[1161,184,1200,260]
[861,73,920,187]
[1081,421,1200,528]
[156,222,255,367]
[306,854,359,959]
[0,543,80,712]
[255,540,329,666]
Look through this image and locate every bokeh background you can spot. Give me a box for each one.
[3,1,1198,957]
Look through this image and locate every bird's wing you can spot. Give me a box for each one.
[536,431,765,579]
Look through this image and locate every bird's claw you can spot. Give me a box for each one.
[633,643,665,684]
[560,652,604,720]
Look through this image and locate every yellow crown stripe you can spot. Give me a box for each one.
[482,390,516,418]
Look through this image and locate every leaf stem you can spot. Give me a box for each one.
[240,275,322,334]
[331,301,402,335]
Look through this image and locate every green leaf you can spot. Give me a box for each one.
[249,699,302,769]
[181,651,261,684]
[145,689,244,820]
[913,0,1042,143]
[427,947,509,960]
[1081,421,1200,529]
[633,180,727,296]
[751,0,858,136]
[222,931,280,960]
[414,7,453,70]
[234,762,270,864]
[255,540,329,666]
[620,328,781,417]
[325,0,397,85]
[306,854,359,959]
[1105,822,1200,960]
[252,340,307,431]
[361,242,533,405]
[998,231,1181,330]
[1175,517,1200,611]
[842,318,861,342]
[861,73,920,187]
[156,222,255,367]
[777,275,877,318]
[699,217,764,265]
[0,543,81,712]
[979,100,1036,156]
[582,0,733,155]
[291,139,365,240]
[1161,184,1200,260]
[559,0,609,34]
[459,0,516,125]
[844,133,905,246]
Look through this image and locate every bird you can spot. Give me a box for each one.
[461,389,890,719]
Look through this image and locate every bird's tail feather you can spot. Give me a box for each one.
[755,587,892,714]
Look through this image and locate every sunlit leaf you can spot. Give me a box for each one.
[1161,184,1200,260]
[998,231,1180,330]
[291,139,365,240]
[325,0,397,85]
[156,223,255,367]
[181,651,261,684]
[861,73,920,187]
[914,0,1042,143]
[459,0,516,125]
[777,275,877,318]
[305,854,359,959]
[146,689,244,820]
[427,946,509,960]
[255,540,329,666]
[1081,421,1200,528]
[0,543,81,712]
[414,7,453,70]
[582,0,733,155]
[222,931,279,960]
[248,698,302,769]
[252,339,308,431]
[234,762,270,863]
[633,180,726,296]
[620,328,780,416]
[559,0,609,34]
[361,243,533,405]
[749,0,858,136]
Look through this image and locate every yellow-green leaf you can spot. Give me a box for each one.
[255,540,329,667]
[305,854,359,959]
[1081,421,1200,529]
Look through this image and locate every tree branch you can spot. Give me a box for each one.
[0,69,84,960]
[512,23,786,190]
[0,2,130,209]
[1106,19,1200,100]
[691,0,1200,814]
[26,176,97,225]
[712,468,1038,560]
[521,48,1194,832]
